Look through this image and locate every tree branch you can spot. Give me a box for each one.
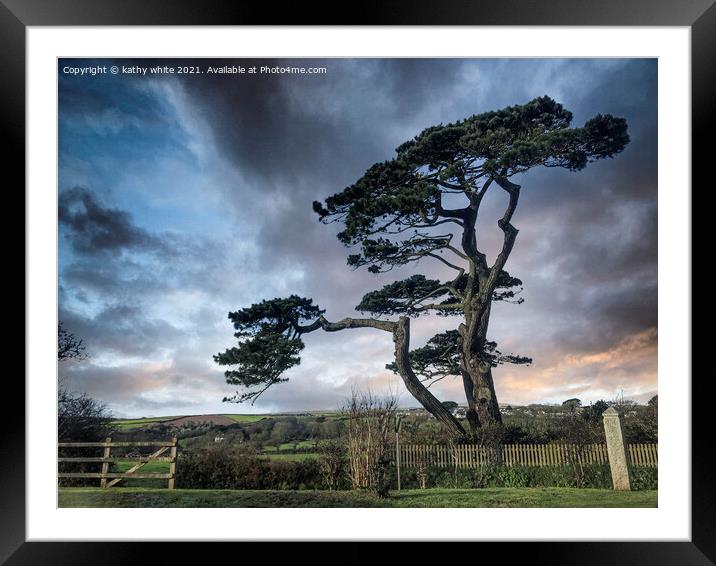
[295,316,397,334]
[422,373,451,388]
[425,252,465,275]
[296,314,465,436]
[488,175,521,286]
[318,316,397,333]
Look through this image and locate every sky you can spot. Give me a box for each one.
[58,58,657,418]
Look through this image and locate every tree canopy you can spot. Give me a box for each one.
[214,296,324,404]
[313,95,628,274]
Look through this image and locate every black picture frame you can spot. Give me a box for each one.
[5,1,709,563]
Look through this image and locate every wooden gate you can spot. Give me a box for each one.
[58,437,178,489]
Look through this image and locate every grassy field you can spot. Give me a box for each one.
[263,440,318,452]
[112,414,267,430]
[112,413,267,428]
[259,452,318,461]
[224,414,268,423]
[58,487,657,508]
[112,416,179,429]
[111,461,171,488]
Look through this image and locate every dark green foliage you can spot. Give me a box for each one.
[317,440,349,491]
[360,270,529,386]
[314,95,629,269]
[138,415,345,453]
[372,453,393,498]
[226,295,324,337]
[557,413,605,445]
[500,424,558,444]
[581,400,610,425]
[386,330,461,380]
[356,274,448,316]
[386,329,531,384]
[215,296,324,403]
[480,341,533,367]
[175,444,657,491]
[630,467,658,491]
[396,464,655,491]
[356,271,524,317]
[623,396,658,443]
[216,332,300,403]
[347,235,451,274]
[175,444,327,490]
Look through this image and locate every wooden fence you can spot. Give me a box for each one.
[58,438,177,489]
[398,443,657,469]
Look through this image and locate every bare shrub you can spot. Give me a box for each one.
[57,385,116,487]
[317,439,348,491]
[343,388,397,496]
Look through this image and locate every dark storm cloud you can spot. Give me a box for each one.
[59,186,234,300]
[170,59,484,314]
[180,58,468,188]
[59,187,163,255]
[62,261,165,301]
[59,304,185,358]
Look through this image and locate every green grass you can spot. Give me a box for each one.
[110,461,171,488]
[263,440,317,452]
[259,452,318,461]
[58,487,657,508]
[223,414,267,423]
[112,414,265,430]
[112,416,179,430]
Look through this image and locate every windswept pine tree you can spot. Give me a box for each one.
[215,96,629,437]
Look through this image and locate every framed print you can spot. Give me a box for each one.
[6,0,709,563]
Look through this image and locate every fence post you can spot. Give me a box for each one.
[168,437,178,490]
[394,416,403,491]
[602,407,632,490]
[100,437,111,488]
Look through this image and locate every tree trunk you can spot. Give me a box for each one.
[461,357,502,432]
[473,362,502,426]
[393,317,466,438]
[312,315,466,438]
[461,370,481,431]
[460,298,503,431]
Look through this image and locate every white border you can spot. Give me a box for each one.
[27,26,691,541]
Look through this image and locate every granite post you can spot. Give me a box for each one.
[602,406,632,490]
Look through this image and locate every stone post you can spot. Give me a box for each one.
[602,407,632,490]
